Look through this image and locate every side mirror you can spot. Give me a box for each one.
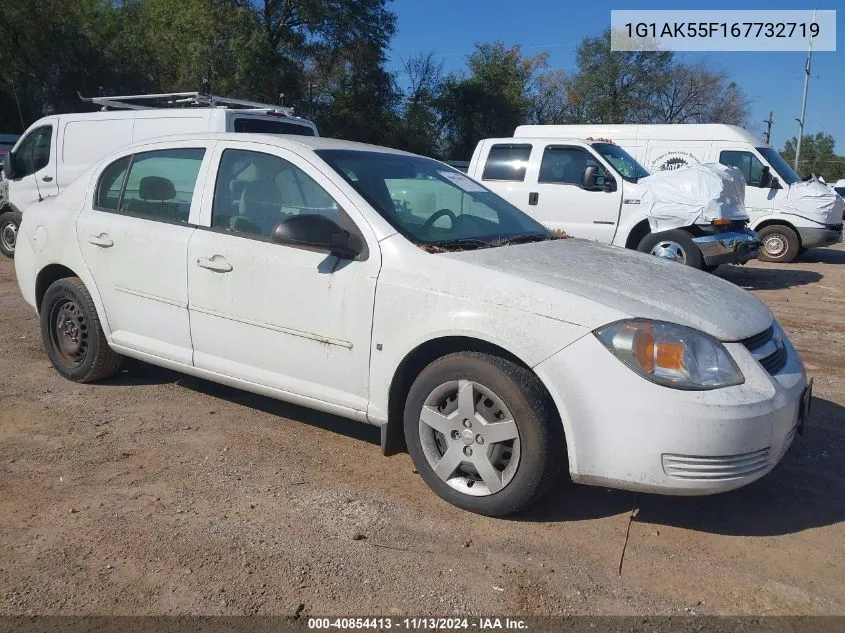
[272,214,364,260]
[758,166,772,188]
[2,152,14,180]
[581,165,599,190]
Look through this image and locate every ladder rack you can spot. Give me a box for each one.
[78,91,297,116]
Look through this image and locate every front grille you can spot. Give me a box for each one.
[662,448,771,481]
[741,325,788,375]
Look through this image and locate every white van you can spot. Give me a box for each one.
[514,124,844,263]
[467,137,758,271]
[0,92,318,257]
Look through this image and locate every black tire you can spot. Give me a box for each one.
[758,225,800,263]
[636,229,704,270]
[40,277,123,382]
[0,209,22,258]
[403,352,563,517]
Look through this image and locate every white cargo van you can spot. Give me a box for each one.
[514,124,844,263]
[0,92,318,257]
[467,137,758,271]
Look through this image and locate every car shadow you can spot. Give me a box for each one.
[714,265,821,290]
[519,395,845,536]
[97,357,183,386]
[795,246,845,264]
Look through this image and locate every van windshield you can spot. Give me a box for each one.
[756,147,801,186]
[316,150,554,251]
[591,143,650,183]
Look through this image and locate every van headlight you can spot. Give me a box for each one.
[594,319,744,390]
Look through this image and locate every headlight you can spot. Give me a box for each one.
[594,319,744,390]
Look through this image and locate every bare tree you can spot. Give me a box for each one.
[528,68,570,124]
[652,61,749,125]
[402,51,443,104]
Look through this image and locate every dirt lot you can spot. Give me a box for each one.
[1,246,844,617]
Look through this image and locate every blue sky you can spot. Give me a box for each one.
[386,0,844,153]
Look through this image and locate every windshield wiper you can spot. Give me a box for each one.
[425,237,493,251]
[492,233,553,246]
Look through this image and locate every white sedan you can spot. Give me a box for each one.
[14,133,810,516]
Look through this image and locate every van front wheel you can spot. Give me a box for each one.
[758,225,800,263]
[0,210,21,258]
[637,230,704,270]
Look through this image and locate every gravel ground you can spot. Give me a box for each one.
[1,246,844,617]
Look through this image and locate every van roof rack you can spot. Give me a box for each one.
[78,91,297,117]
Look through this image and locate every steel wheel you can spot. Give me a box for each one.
[0,220,16,254]
[48,297,89,369]
[418,379,520,496]
[762,233,788,259]
[649,240,686,263]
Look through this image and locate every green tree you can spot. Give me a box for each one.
[569,29,673,123]
[437,42,545,159]
[781,133,845,182]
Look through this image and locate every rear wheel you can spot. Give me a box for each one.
[404,352,562,516]
[0,209,21,258]
[637,229,704,270]
[758,225,800,263]
[40,277,123,382]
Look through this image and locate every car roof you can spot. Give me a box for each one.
[123,132,419,158]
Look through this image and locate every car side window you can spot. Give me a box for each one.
[212,148,340,238]
[94,156,131,211]
[539,146,607,187]
[116,149,205,223]
[12,126,52,178]
[720,150,764,186]
[481,144,532,182]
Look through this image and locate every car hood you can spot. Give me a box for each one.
[442,238,773,341]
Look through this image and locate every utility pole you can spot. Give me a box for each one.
[794,8,817,173]
[763,111,774,145]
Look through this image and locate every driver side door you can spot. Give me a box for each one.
[529,145,621,242]
[187,141,381,414]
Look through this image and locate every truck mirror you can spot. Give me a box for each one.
[758,166,772,188]
[581,165,599,190]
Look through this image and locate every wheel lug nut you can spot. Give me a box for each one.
[463,419,472,429]
[451,430,460,440]
[463,446,473,457]
[476,435,484,445]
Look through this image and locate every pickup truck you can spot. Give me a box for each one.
[467,137,759,270]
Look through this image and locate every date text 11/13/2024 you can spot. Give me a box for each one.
[307,617,528,630]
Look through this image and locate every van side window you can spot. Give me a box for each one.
[94,156,131,211]
[482,144,532,181]
[539,147,606,187]
[212,149,340,238]
[233,118,316,137]
[719,151,764,186]
[115,149,205,222]
[12,126,52,178]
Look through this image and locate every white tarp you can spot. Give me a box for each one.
[781,177,844,225]
[635,163,748,232]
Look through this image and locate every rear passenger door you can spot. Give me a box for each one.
[76,143,214,364]
[475,143,534,210]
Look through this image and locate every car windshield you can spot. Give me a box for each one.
[757,147,801,186]
[591,142,650,183]
[315,150,554,250]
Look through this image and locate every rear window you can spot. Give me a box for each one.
[481,144,532,182]
[233,118,315,136]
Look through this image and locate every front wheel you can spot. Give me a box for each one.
[757,225,800,263]
[404,352,562,516]
[0,209,22,258]
[40,277,124,382]
[637,229,704,270]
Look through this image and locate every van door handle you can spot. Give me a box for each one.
[42,175,53,182]
[196,256,233,273]
[528,192,539,206]
[88,233,113,248]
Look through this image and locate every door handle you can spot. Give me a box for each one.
[528,192,539,206]
[196,256,233,273]
[42,175,53,182]
[88,233,113,248]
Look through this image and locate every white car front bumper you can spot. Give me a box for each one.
[534,327,808,495]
